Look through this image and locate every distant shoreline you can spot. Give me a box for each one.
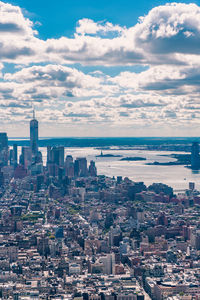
[120,157,146,161]
[96,154,122,158]
[8,137,194,152]
[146,153,191,166]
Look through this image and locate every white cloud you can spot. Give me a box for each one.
[42,3,200,66]
[4,64,107,99]
[1,2,200,65]
[0,1,36,36]
[76,18,125,36]
[1,1,200,135]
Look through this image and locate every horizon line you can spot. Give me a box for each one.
[8,136,200,139]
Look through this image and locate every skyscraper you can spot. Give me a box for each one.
[20,146,31,169]
[89,160,97,177]
[65,155,74,177]
[13,144,18,167]
[10,144,18,168]
[48,146,64,167]
[30,110,38,156]
[76,157,88,177]
[191,142,200,170]
[0,133,8,151]
[0,132,8,166]
[47,146,64,176]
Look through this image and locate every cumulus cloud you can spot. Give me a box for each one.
[42,3,200,65]
[0,1,44,63]
[0,1,200,135]
[1,1,200,65]
[0,1,36,36]
[76,18,125,36]
[42,3,200,66]
[110,65,200,95]
[4,64,106,99]
[134,3,200,55]
[1,62,200,130]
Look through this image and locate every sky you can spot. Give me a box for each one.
[1,0,200,137]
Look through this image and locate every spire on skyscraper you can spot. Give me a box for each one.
[31,100,36,120]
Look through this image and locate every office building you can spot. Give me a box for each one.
[0,133,8,151]
[48,146,64,167]
[0,132,8,166]
[9,144,18,168]
[191,142,200,170]
[47,146,64,176]
[189,182,195,191]
[0,168,4,187]
[30,110,38,156]
[76,157,88,177]
[13,144,18,167]
[47,145,51,165]
[20,146,31,169]
[9,149,13,166]
[89,160,97,177]
[65,155,74,177]
[74,159,79,177]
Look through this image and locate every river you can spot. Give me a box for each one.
[38,147,200,191]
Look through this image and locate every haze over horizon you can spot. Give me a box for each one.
[0,0,200,137]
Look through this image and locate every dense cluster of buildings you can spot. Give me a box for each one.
[0,112,97,186]
[0,115,199,299]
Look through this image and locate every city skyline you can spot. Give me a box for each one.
[1,1,200,137]
[0,2,200,297]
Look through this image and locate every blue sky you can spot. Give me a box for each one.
[1,0,200,137]
[9,0,200,39]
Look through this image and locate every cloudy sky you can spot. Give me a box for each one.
[1,0,200,137]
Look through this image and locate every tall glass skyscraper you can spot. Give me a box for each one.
[191,142,200,170]
[30,110,38,156]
